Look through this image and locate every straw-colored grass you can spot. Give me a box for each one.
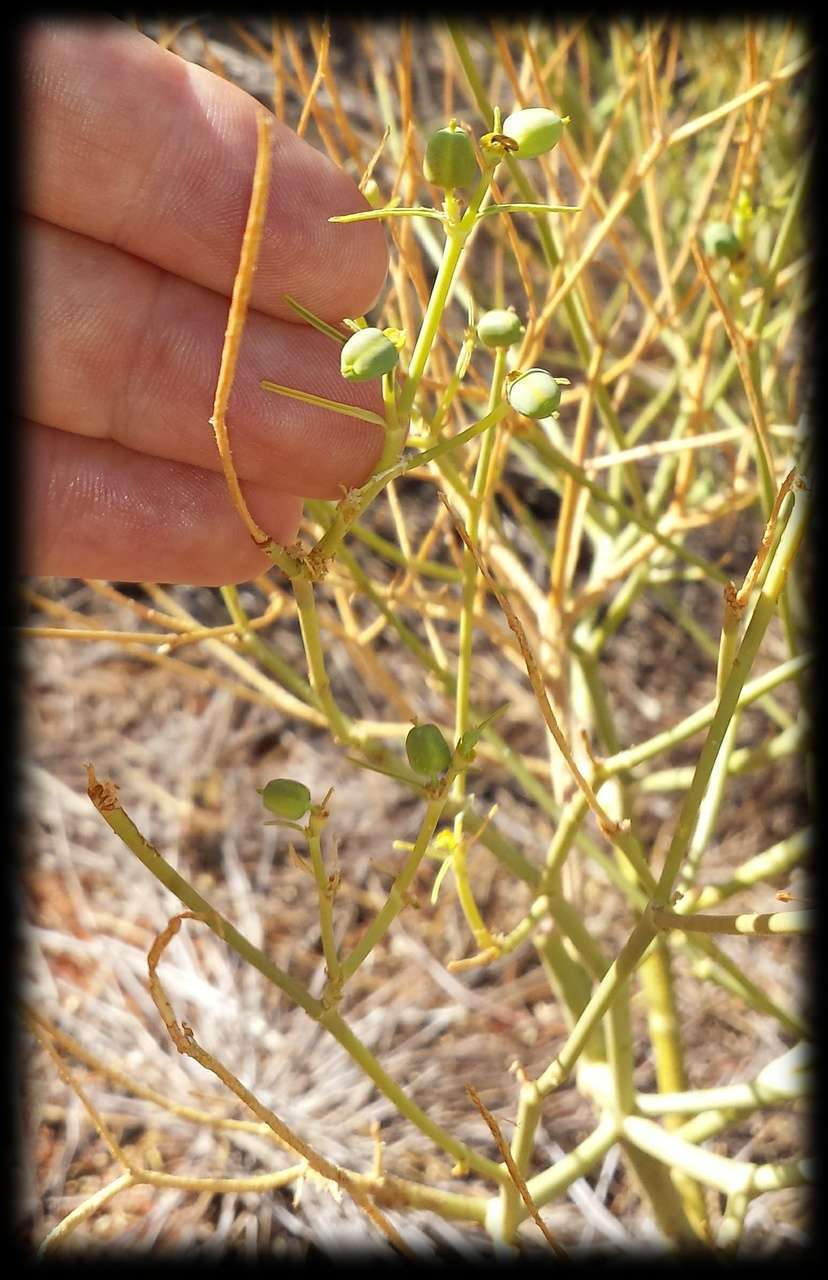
[21,16,811,1258]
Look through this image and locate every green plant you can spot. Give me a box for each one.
[24,17,811,1259]
[405,723,453,779]
[703,220,743,261]
[505,368,564,418]
[502,105,569,156]
[423,118,478,189]
[340,326,401,382]
[477,307,525,348]
[260,778,312,821]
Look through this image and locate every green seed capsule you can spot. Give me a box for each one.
[406,724,452,778]
[340,328,400,383]
[477,308,525,349]
[502,108,566,159]
[702,220,742,261]
[423,120,477,190]
[261,779,312,821]
[506,369,562,419]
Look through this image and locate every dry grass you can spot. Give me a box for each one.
[20,605,808,1255]
[20,16,811,1259]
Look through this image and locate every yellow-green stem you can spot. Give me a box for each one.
[450,838,496,953]
[452,346,507,853]
[90,779,503,1183]
[292,575,352,744]
[306,812,342,998]
[577,636,710,1239]
[397,169,495,423]
[655,483,809,902]
[219,585,317,707]
[339,779,457,981]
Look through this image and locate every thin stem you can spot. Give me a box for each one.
[448,24,646,514]
[39,1173,136,1255]
[308,400,509,566]
[147,913,412,1257]
[397,171,493,424]
[306,810,342,997]
[681,827,810,911]
[655,481,809,901]
[653,906,812,936]
[260,380,388,427]
[449,835,498,957]
[219,585,318,706]
[330,205,445,222]
[477,201,581,218]
[452,346,507,825]
[601,651,810,777]
[622,1115,810,1197]
[292,575,353,744]
[339,782,457,981]
[87,770,505,1184]
[209,113,273,547]
[522,1115,620,1214]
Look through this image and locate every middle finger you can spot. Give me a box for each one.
[23,215,386,500]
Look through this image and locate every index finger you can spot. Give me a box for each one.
[21,19,388,322]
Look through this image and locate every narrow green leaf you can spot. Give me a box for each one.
[478,202,581,220]
[459,703,510,755]
[282,294,350,344]
[345,754,427,789]
[260,380,388,427]
[330,206,445,223]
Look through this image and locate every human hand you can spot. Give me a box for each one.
[21,19,388,585]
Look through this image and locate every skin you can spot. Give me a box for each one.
[21,19,389,584]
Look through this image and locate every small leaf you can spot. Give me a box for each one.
[282,295,350,344]
[345,754,427,789]
[260,380,387,428]
[458,703,509,756]
[330,205,444,224]
[478,202,581,220]
[430,854,454,905]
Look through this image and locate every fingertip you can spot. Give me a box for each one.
[262,128,390,321]
[322,185,389,319]
[210,489,304,586]
[24,18,389,326]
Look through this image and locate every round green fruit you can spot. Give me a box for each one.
[261,779,312,821]
[702,220,742,261]
[340,328,400,382]
[423,120,477,190]
[406,724,452,778]
[477,308,524,349]
[506,369,562,419]
[502,108,566,159]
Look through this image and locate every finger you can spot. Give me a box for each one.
[22,19,388,322]
[23,420,304,586]
[24,217,385,499]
